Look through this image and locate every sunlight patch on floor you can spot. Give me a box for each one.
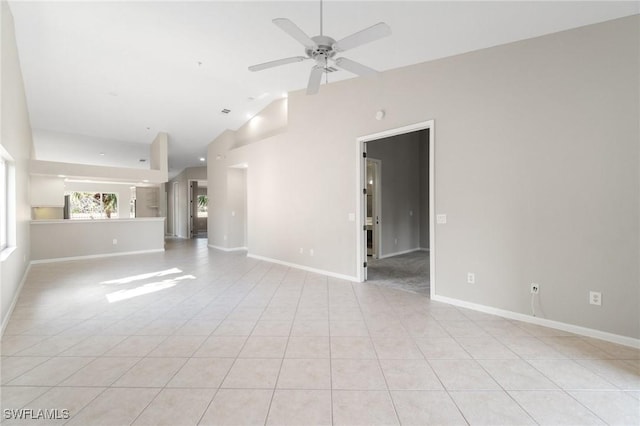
[100,267,183,285]
[105,275,196,303]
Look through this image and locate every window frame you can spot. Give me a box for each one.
[0,157,7,251]
[0,145,16,261]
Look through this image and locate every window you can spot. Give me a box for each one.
[129,186,136,218]
[0,145,15,258]
[0,157,7,251]
[66,192,119,219]
[197,194,208,218]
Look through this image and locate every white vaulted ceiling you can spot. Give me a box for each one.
[9,1,638,177]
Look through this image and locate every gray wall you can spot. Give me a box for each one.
[209,16,639,339]
[367,131,426,257]
[1,2,33,330]
[226,168,247,249]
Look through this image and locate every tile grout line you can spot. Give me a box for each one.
[262,269,308,426]
[65,251,268,425]
[350,281,402,425]
[432,306,546,425]
[516,357,622,425]
[327,277,335,426]
[377,282,473,426]
[194,261,281,426]
[4,241,639,425]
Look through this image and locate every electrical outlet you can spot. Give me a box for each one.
[530,283,539,294]
[589,291,602,306]
[112,239,117,245]
[467,272,475,284]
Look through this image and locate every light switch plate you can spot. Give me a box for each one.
[436,214,447,224]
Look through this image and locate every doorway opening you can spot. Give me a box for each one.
[172,181,179,236]
[357,121,435,298]
[366,158,382,258]
[189,180,208,239]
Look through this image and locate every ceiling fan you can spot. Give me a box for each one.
[248,1,391,95]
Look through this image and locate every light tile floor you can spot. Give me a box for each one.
[1,239,639,425]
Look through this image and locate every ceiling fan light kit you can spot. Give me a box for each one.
[248,1,391,95]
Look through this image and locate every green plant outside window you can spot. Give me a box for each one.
[68,192,118,219]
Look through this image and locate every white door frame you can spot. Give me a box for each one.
[356,120,435,299]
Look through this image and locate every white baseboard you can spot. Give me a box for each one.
[1,263,32,336]
[208,245,247,252]
[379,247,423,259]
[247,253,359,283]
[432,294,640,349]
[30,249,165,264]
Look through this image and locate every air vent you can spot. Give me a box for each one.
[221,108,231,114]
[139,159,147,163]
[325,66,338,73]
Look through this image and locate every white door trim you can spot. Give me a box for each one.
[356,120,435,299]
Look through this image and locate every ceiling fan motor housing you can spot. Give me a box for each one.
[306,35,337,64]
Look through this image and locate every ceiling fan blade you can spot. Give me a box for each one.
[273,18,316,50]
[334,57,377,76]
[333,22,391,52]
[307,65,324,95]
[248,56,308,72]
